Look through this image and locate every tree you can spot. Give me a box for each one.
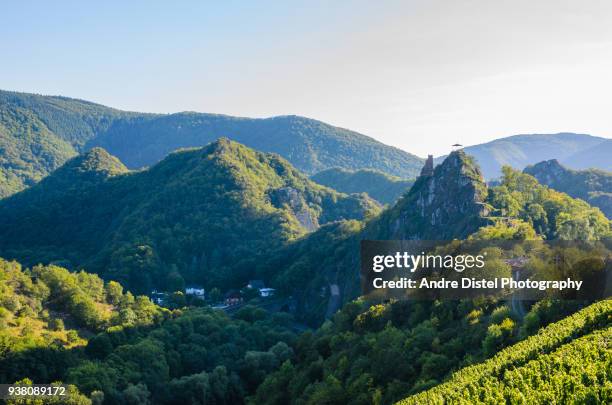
[122,383,151,405]
[86,334,113,359]
[208,288,222,303]
[105,281,123,305]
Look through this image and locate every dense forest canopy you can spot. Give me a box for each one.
[0,104,75,197]
[0,258,300,404]
[86,112,424,178]
[0,90,140,197]
[253,297,610,405]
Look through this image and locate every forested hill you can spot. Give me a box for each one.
[252,155,610,403]
[263,151,611,325]
[0,258,301,404]
[0,139,379,294]
[311,168,415,204]
[524,159,612,219]
[264,151,492,324]
[0,90,424,198]
[85,112,424,177]
[0,90,142,197]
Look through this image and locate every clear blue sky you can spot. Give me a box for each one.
[2,0,612,156]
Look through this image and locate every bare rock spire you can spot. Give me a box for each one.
[420,154,434,177]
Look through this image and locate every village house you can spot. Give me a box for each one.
[224,289,243,306]
[185,285,206,298]
[246,280,276,297]
[259,287,276,297]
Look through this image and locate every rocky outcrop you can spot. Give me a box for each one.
[270,186,319,231]
[420,155,434,177]
[373,151,490,240]
[270,151,494,324]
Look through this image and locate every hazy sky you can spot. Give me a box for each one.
[2,0,612,156]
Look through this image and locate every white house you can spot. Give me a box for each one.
[259,288,276,298]
[150,290,168,305]
[185,285,206,298]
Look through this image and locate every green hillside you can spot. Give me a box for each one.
[252,294,609,404]
[0,90,424,198]
[259,151,490,325]
[0,257,167,394]
[0,105,75,197]
[399,299,611,404]
[0,139,379,294]
[0,90,141,197]
[0,257,166,349]
[263,152,610,325]
[251,153,611,404]
[0,258,300,404]
[0,90,140,148]
[311,168,414,204]
[525,159,612,219]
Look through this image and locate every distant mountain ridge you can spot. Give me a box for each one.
[4,89,612,197]
[0,90,142,197]
[86,112,425,178]
[437,133,611,179]
[562,138,612,171]
[0,89,424,197]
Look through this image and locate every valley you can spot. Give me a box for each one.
[0,90,610,405]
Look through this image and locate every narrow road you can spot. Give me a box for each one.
[325,283,341,319]
[510,268,527,318]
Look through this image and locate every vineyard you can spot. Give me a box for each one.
[399,299,612,404]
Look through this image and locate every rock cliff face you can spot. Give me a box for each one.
[270,186,319,231]
[370,150,490,240]
[524,159,612,219]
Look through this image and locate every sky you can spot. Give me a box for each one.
[2,0,612,157]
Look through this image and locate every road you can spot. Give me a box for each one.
[325,283,341,319]
[510,268,527,318]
